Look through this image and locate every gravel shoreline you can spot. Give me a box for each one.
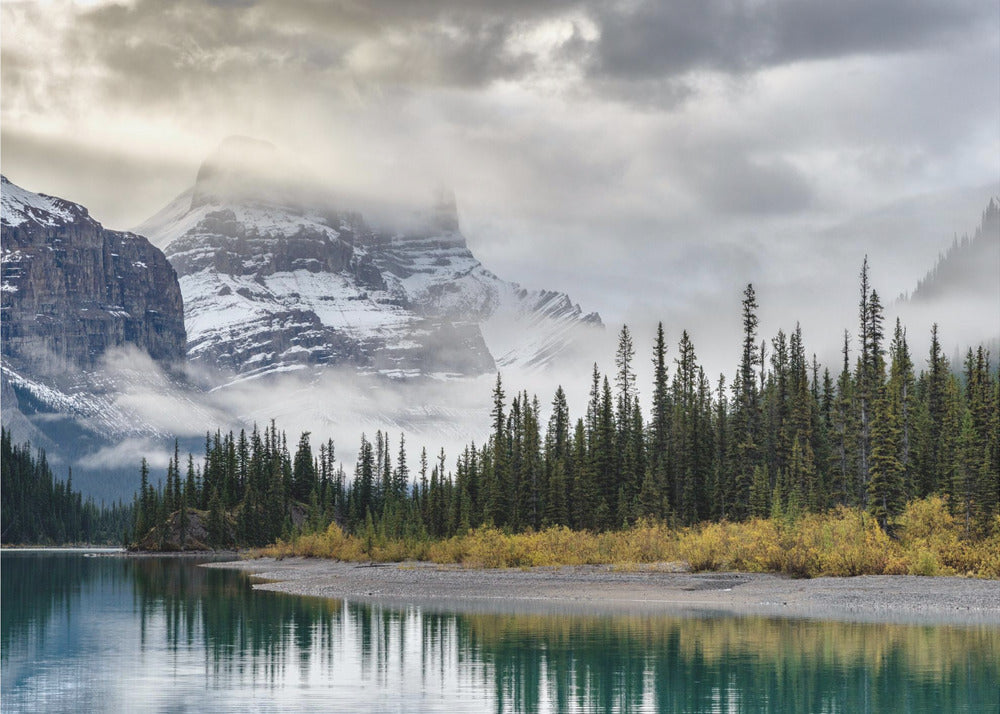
[206,558,1000,625]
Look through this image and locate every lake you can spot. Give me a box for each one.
[2,550,998,713]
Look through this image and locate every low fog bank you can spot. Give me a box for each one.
[69,293,996,505]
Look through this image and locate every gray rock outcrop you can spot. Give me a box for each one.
[1,175,186,373]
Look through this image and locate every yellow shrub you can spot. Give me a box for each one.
[908,549,942,576]
[256,497,998,578]
[812,508,897,577]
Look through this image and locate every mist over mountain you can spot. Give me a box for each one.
[1,148,603,500]
[136,137,601,383]
[889,197,1000,361]
[904,198,1000,306]
[1,175,190,496]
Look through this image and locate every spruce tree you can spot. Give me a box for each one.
[868,385,904,531]
[136,458,150,541]
[487,374,509,527]
[888,319,915,499]
[855,258,874,506]
[919,324,950,495]
[594,376,617,528]
[749,465,770,518]
[649,322,671,514]
[672,331,701,525]
[292,431,315,502]
[545,387,571,526]
[830,331,857,506]
[571,418,597,530]
[730,284,761,520]
[615,325,637,507]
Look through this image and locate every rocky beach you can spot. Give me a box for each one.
[208,558,1000,625]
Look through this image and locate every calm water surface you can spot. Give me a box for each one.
[2,551,998,713]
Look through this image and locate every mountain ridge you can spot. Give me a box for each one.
[136,139,602,381]
[901,197,999,304]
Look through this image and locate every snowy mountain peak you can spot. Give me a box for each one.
[1,175,89,229]
[137,142,601,381]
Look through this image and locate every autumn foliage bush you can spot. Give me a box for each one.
[260,496,998,578]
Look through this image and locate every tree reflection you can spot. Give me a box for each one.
[4,553,998,713]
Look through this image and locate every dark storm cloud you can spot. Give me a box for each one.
[1,0,995,338]
[589,0,991,79]
[8,0,989,116]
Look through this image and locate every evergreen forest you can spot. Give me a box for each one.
[127,261,999,558]
[1,427,133,545]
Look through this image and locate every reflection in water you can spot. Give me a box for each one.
[2,552,998,713]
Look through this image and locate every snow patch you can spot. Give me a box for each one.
[1,176,79,228]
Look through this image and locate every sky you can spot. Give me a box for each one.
[2,0,999,373]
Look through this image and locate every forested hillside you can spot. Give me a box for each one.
[907,198,1000,303]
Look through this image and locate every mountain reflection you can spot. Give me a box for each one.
[3,553,998,714]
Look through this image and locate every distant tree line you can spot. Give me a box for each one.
[130,427,349,548]
[1,427,133,545]
[131,259,998,548]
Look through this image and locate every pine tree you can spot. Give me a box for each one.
[918,324,950,495]
[649,322,671,515]
[594,376,617,528]
[888,319,915,499]
[292,431,316,502]
[729,284,761,520]
[868,385,904,531]
[615,325,638,509]
[749,464,770,518]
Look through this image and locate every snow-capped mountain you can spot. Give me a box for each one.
[0,143,601,501]
[136,137,601,382]
[1,176,186,372]
[2,175,191,497]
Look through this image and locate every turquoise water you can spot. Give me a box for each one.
[2,551,998,713]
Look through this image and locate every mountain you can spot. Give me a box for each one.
[1,176,185,371]
[905,198,1000,304]
[136,137,601,382]
[0,144,601,501]
[1,175,189,497]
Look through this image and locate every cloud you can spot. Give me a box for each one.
[77,438,173,471]
[588,0,992,81]
[1,0,996,361]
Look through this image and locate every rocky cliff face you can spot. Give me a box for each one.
[1,176,186,373]
[136,138,600,381]
[1,176,190,501]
